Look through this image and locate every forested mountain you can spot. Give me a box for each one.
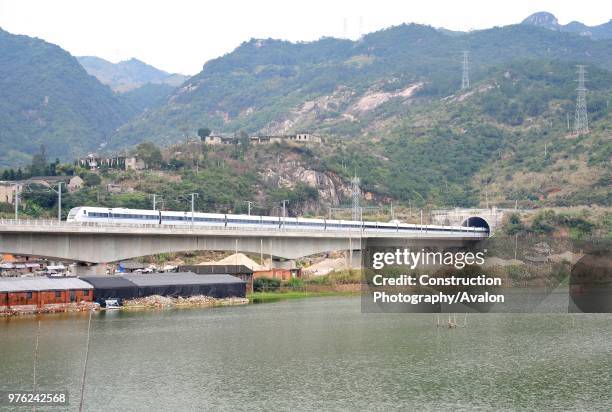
[106,20,610,208]
[109,23,612,148]
[1,14,610,209]
[318,60,611,207]
[0,28,136,167]
[120,83,176,113]
[77,56,187,92]
[522,12,612,40]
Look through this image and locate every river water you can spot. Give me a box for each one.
[1,297,611,411]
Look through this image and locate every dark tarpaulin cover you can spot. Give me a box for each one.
[80,276,140,300]
[123,273,246,298]
[81,273,246,300]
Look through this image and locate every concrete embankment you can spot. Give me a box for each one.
[1,301,96,316]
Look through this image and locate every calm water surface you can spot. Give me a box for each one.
[1,297,611,411]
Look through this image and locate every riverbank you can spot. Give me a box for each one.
[1,281,361,315]
[0,295,250,316]
[122,295,249,309]
[0,301,96,316]
[249,290,359,302]
[249,283,361,302]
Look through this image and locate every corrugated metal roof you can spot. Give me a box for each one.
[80,276,138,289]
[123,272,245,286]
[0,277,93,292]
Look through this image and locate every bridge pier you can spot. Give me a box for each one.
[263,257,297,270]
[346,249,362,269]
[72,263,109,276]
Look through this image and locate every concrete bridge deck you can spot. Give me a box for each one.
[0,219,487,264]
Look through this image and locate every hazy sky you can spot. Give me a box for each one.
[0,0,610,75]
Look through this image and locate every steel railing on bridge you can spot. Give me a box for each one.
[0,219,487,238]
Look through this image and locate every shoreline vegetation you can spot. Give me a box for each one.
[0,272,364,316]
[250,270,362,303]
[249,288,361,303]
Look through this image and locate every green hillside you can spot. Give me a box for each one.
[109,24,612,148]
[319,60,611,207]
[100,22,611,209]
[120,83,176,113]
[0,28,137,167]
[521,12,612,40]
[1,19,610,212]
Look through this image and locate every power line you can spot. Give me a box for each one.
[574,65,589,135]
[351,174,361,221]
[461,51,470,90]
[14,182,20,219]
[150,194,162,211]
[244,201,253,216]
[281,200,289,228]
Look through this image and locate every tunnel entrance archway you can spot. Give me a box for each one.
[461,216,491,234]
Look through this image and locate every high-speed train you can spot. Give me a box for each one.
[66,206,488,234]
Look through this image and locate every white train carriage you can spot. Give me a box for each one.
[226,213,261,228]
[260,215,282,229]
[67,207,161,224]
[67,206,489,236]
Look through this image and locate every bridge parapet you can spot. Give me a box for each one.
[0,219,487,239]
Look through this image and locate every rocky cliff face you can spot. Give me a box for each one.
[521,12,560,30]
[521,12,612,39]
[260,160,352,208]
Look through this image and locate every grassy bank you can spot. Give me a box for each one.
[248,289,359,303]
[249,270,362,303]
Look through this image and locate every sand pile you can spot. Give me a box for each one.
[200,253,267,271]
[303,257,347,276]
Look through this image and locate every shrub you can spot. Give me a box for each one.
[81,171,101,187]
[504,213,525,235]
[531,210,556,234]
[506,265,534,281]
[328,270,361,284]
[253,277,281,292]
[305,275,331,286]
[284,277,304,289]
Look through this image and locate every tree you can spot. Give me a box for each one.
[81,172,101,187]
[29,144,48,176]
[197,127,211,141]
[55,163,76,176]
[49,158,61,176]
[531,210,556,234]
[135,142,163,169]
[504,213,525,235]
[239,131,250,148]
[231,130,250,159]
